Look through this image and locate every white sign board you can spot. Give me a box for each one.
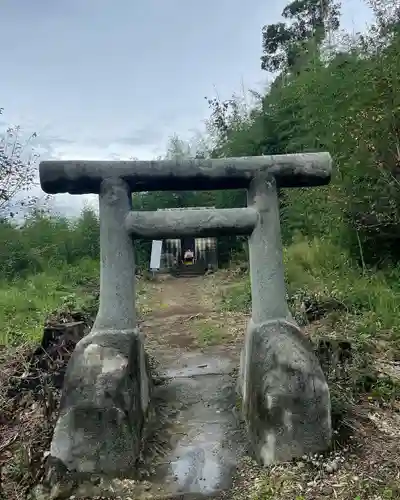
[150,240,163,270]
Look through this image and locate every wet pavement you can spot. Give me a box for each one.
[130,347,246,499]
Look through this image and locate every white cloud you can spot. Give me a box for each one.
[43,141,164,217]
[49,142,158,162]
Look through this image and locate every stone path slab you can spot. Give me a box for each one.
[128,347,246,499]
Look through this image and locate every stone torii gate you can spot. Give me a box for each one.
[39,153,332,478]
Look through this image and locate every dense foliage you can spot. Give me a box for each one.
[1,0,400,344]
[261,0,341,72]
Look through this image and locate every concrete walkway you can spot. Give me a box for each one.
[133,275,248,499]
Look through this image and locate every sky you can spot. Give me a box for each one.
[0,0,374,216]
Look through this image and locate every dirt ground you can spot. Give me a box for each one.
[0,270,399,499]
[137,273,246,353]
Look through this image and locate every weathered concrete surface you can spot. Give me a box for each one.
[39,152,332,194]
[94,177,136,331]
[125,207,258,238]
[117,347,246,499]
[240,319,331,465]
[49,328,150,475]
[247,175,291,323]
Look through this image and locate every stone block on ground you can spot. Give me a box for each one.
[48,327,151,476]
[240,319,331,465]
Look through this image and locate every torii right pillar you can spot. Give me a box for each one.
[240,171,331,465]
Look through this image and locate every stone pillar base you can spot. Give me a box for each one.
[240,319,331,465]
[49,328,150,475]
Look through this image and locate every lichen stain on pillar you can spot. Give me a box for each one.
[240,174,332,465]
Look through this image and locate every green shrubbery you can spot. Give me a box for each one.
[0,207,100,281]
[0,259,99,345]
[0,209,101,344]
[284,237,400,340]
[223,236,400,350]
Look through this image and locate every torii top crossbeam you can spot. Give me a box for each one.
[39,153,332,194]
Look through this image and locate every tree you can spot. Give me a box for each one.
[367,0,400,39]
[165,134,192,160]
[0,108,40,219]
[261,0,341,72]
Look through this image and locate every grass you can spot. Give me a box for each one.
[222,236,400,351]
[284,237,400,341]
[0,258,99,346]
[194,319,226,346]
[0,258,100,500]
[245,468,400,500]
[221,280,252,313]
